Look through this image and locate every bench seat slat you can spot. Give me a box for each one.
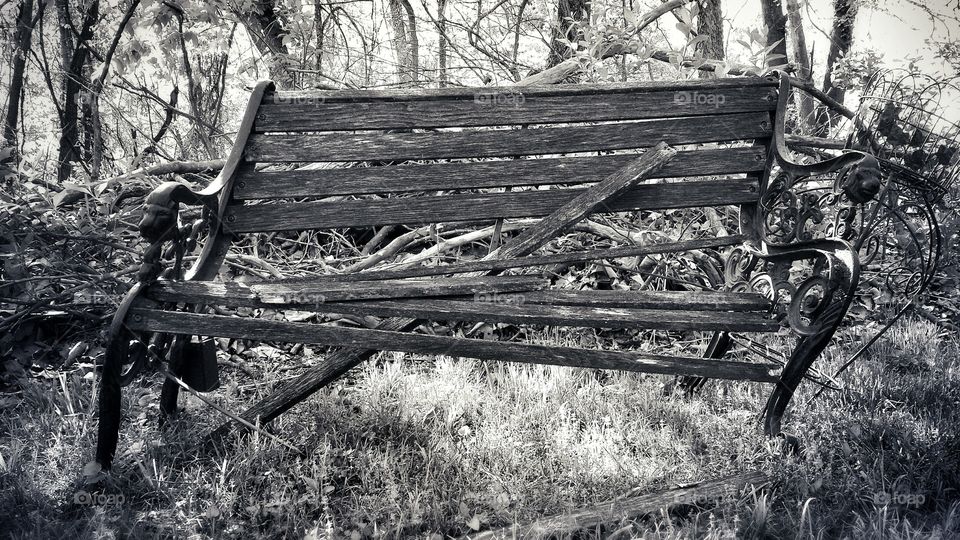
[127,308,781,382]
[255,86,778,132]
[254,275,547,303]
[503,290,771,310]
[243,113,772,162]
[144,281,771,312]
[233,147,768,199]
[145,276,546,305]
[226,179,759,232]
[303,298,780,332]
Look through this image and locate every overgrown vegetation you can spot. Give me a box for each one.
[1,311,958,538]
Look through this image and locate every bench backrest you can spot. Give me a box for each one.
[223,76,780,235]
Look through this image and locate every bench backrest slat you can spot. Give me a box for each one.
[226,179,759,233]
[254,85,778,132]
[244,112,772,162]
[232,147,767,200]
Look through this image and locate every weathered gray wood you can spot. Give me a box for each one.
[127,309,781,382]
[243,113,773,162]
[143,281,770,312]
[463,471,770,539]
[146,276,547,305]
[233,147,768,200]
[494,143,676,259]
[310,298,780,332]
[254,86,778,132]
[207,209,748,440]
[226,179,759,232]
[261,77,777,103]
[518,289,770,310]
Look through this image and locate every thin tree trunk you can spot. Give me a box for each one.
[820,0,857,131]
[758,0,788,68]
[785,0,815,131]
[401,0,419,83]
[388,0,410,83]
[56,0,99,183]
[438,0,448,86]
[388,0,418,85]
[695,0,723,78]
[513,0,529,75]
[545,0,590,69]
[3,0,44,157]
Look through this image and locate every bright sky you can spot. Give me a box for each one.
[722,0,960,122]
[728,0,959,78]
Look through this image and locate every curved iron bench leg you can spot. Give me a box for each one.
[760,242,860,436]
[95,284,144,470]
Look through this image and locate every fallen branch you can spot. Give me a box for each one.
[111,159,226,184]
[463,471,770,539]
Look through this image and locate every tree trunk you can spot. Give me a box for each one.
[545,0,590,69]
[785,0,815,131]
[55,0,99,183]
[388,0,419,85]
[236,0,293,87]
[438,0,448,86]
[758,0,788,68]
[402,0,419,83]
[820,0,857,130]
[3,0,44,156]
[695,0,723,78]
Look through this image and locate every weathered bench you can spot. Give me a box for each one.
[94,73,884,470]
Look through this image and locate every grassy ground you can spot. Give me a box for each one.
[1,316,958,539]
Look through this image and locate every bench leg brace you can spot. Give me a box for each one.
[678,331,733,394]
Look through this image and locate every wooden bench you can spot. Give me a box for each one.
[94,74,884,470]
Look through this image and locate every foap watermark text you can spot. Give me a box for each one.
[474,292,525,305]
[874,491,926,507]
[674,91,726,108]
[474,90,526,107]
[74,490,125,506]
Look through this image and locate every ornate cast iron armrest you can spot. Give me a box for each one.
[135,80,276,285]
[136,182,219,283]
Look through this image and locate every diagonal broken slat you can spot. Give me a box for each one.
[128,309,780,382]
